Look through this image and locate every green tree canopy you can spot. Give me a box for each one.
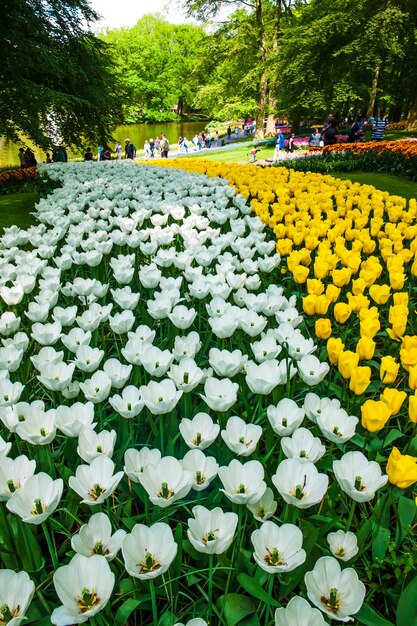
[0,0,122,148]
[101,14,207,122]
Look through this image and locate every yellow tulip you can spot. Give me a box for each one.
[400,336,417,370]
[369,284,391,305]
[409,364,417,390]
[409,393,417,423]
[356,337,376,360]
[276,239,293,256]
[325,284,341,303]
[380,388,406,416]
[302,295,317,316]
[380,356,400,384]
[327,337,345,364]
[307,279,324,296]
[349,365,371,395]
[361,399,392,432]
[338,350,360,379]
[393,292,408,306]
[332,268,352,287]
[315,318,332,340]
[352,278,366,295]
[315,295,331,315]
[333,303,352,324]
[292,265,309,284]
[360,317,381,339]
[386,447,417,489]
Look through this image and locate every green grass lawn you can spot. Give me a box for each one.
[329,172,417,201]
[0,192,37,232]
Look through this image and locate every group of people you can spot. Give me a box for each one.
[272,130,296,162]
[308,110,389,148]
[18,147,37,168]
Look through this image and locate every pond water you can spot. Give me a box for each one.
[0,120,209,168]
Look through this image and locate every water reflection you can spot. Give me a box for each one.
[0,121,210,168]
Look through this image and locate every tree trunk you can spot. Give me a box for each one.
[407,94,417,129]
[255,69,268,139]
[367,64,380,119]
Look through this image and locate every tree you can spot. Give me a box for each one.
[0,0,122,148]
[183,0,295,137]
[101,15,207,122]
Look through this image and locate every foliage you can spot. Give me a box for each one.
[101,14,207,121]
[274,0,417,123]
[0,0,122,149]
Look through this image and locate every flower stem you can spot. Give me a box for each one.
[345,499,357,531]
[264,575,274,626]
[42,521,58,570]
[208,553,214,618]
[149,578,158,624]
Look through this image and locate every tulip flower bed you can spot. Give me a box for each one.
[0,161,415,626]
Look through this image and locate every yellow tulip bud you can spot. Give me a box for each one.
[293,265,309,284]
[338,350,360,379]
[380,388,406,416]
[409,393,417,423]
[325,284,341,303]
[315,295,331,315]
[361,399,391,432]
[302,294,317,316]
[369,284,391,305]
[348,365,371,395]
[307,279,324,296]
[327,337,345,365]
[386,447,417,488]
[315,318,332,340]
[333,303,352,324]
[356,337,376,360]
[380,356,400,384]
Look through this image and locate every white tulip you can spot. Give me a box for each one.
[140,379,182,415]
[140,344,174,377]
[245,360,282,395]
[179,412,220,450]
[109,310,135,334]
[0,434,12,458]
[77,429,116,463]
[327,530,359,561]
[218,459,266,505]
[69,456,124,505]
[79,371,112,403]
[51,554,115,625]
[168,358,205,391]
[61,328,92,353]
[55,402,96,437]
[298,355,330,386]
[168,305,197,329]
[208,348,247,378]
[0,311,20,336]
[37,361,75,392]
[208,313,238,339]
[109,385,143,419]
[251,521,306,573]
[52,305,78,326]
[251,335,282,362]
[221,415,262,457]
[16,408,57,445]
[173,331,202,362]
[247,487,277,522]
[187,505,238,554]
[103,358,132,388]
[303,393,341,424]
[287,334,316,361]
[317,407,358,444]
[111,286,140,310]
[72,512,126,561]
[274,596,328,626]
[272,459,329,509]
[31,321,62,345]
[122,522,177,579]
[333,451,388,503]
[73,345,104,373]
[267,399,305,436]
[30,346,64,372]
[124,447,162,483]
[200,377,238,412]
[7,472,63,524]
[0,379,24,407]
[140,456,193,507]
[305,556,365,622]
[0,569,35,626]
[281,428,326,464]
[180,449,219,491]
[0,455,36,501]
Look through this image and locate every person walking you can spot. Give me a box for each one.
[273,128,285,162]
[144,140,150,157]
[227,126,232,141]
[18,148,26,169]
[183,136,189,153]
[125,138,136,160]
[321,118,339,146]
[371,110,389,141]
[160,133,170,158]
[84,147,93,161]
[115,142,122,160]
[214,131,219,147]
[287,133,295,153]
[97,144,103,161]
